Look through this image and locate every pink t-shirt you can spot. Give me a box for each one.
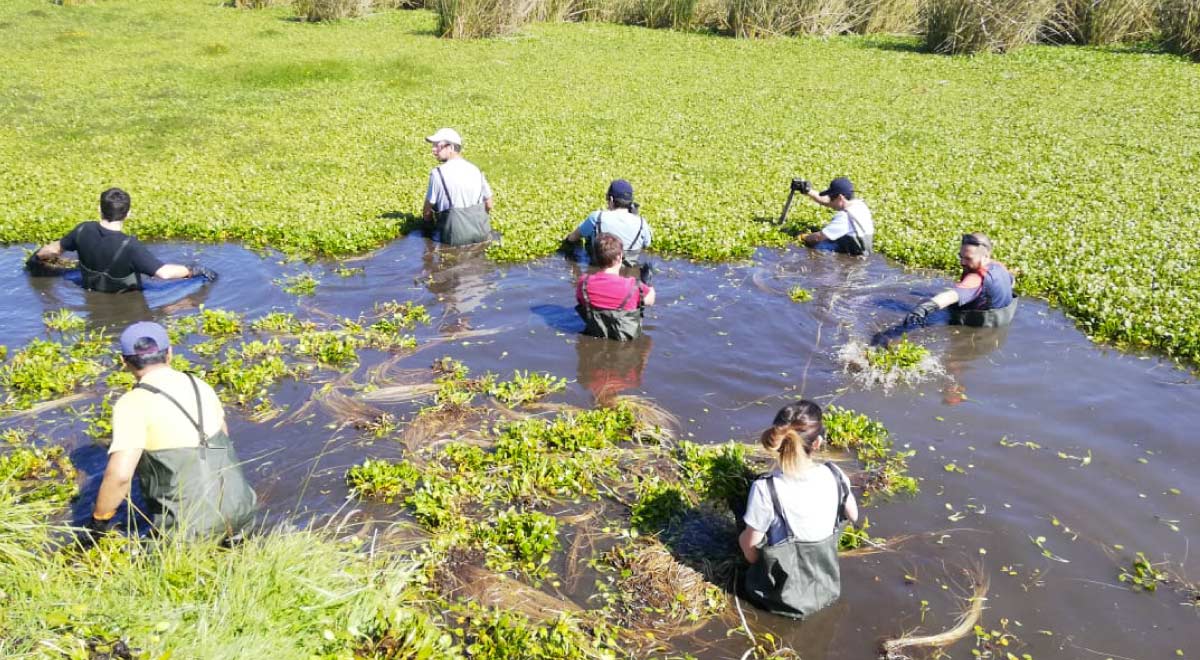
[576,272,650,311]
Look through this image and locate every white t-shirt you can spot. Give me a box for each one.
[743,463,849,544]
[425,158,493,213]
[821,199,874,241]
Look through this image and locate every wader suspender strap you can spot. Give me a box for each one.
[765,477,796,541]
[135,374,208,447]
[435,167,487,212]
[766,466,848,540]
[581,274,638,311]
[94,236,134,279]
[435,168,453,211]
[628,216,644,250]
[843,209,867,254]
[825,462,849,529]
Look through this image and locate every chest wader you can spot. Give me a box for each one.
[950,297,1018,328]
[741,462,849,619]
[134,375,257,538]
[80,236,140,293]
[833,210,872,257]
[587,212,646,267]
[949,262,1017,328]
[434,168,492,247]
[575,275,644,342]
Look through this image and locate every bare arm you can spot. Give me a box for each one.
[422,200,435,223]
[154,263,192,280]
[35,240,64,260]
[739,526,765,563]
[565,228,582,242]
[806,190,834,209]
[643,286,657,307]
[93,448,142,520]
[843,490,860,525]
[484,196,494,213]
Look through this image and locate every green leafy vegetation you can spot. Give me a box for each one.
[788,286,813,302]
[0,1,1196,363]
[42,308,86,333]
[838,336,944,392]
[0,445,78,505]
[472,508,560,583]
[824,405,918,497]
[1118,551,1169,591]
[487,370,568,406]
[0,338,107,410]
[277,271,320,296]
[200,308,244,337]
[346,458,422,502]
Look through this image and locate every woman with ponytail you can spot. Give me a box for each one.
[738,400,859,619]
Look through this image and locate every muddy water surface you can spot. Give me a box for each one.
[3,236,1197,658]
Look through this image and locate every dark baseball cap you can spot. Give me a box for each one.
[119,321,170,356]
[606,179,634,202]
[820,177,854,199]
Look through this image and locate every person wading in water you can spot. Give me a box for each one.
[575,233,656,341]
[563,179,652,268]
[84,321,256,544]
[421,128,494,246]
[739,400,859,619]
[29,188,216,293]
[902,232,1017,329]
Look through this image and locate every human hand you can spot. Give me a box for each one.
[638,262,654,285]
[73,515,116,550]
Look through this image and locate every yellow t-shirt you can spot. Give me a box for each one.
[110,368,226,454]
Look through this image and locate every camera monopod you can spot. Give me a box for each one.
[777,179,810,225]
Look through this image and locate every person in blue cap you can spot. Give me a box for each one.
[798,177,874,256]
[29,188,217,293]
[86,321,256,543]
[564,179,652,268]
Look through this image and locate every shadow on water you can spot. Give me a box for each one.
[2,235,1198,659]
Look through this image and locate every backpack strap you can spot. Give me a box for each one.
[825,461,850,529]
[765,476,796,541]
[435,167,453,210]
[136,374,207,447]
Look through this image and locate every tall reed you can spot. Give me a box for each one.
[293,0,374,20]
[727,0,854,37]
[432,0,526,36]
[639,0,699,28]
[1050,0,1154,45]
[922,0,1059,53]
[1159,0,1200,60]
[853,0,924,33]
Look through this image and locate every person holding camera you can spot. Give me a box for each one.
[796,177,874,256]
[902,232,1017,328]
[575,233,656,342]
[564,179,651,267]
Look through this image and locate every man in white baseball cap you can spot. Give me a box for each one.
[422,128,494,246]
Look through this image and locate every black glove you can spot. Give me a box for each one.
[903,299,941,327]
[188,264,219,282]
[73,515,115,550]
[638,262,654,286]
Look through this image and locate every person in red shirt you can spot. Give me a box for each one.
[575,233,656,341]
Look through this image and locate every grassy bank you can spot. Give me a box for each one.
[1,0,1198,362]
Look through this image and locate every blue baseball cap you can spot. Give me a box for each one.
[119,321,170,357]
[606,179,634,203]
[820,177,854,200]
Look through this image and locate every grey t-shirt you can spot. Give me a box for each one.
[744,463,849,544]
[575,209,651,251]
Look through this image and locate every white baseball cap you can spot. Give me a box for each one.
[425,128,462,146]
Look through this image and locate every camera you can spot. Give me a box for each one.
[790,178,811,194]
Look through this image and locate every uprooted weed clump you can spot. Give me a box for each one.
[837,335,945,393]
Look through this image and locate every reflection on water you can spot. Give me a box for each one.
[1,237,1197,659]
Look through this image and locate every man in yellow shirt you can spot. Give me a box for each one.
[89,321,256,540]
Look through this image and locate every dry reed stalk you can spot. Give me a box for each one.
[611,394,679,442]
[4,393,89,419]
[880,569,989,658]
[922,0,1060,53]
[603,538,724,632]
[449,564,583,620]
[359,382,440,404]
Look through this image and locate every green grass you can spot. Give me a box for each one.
[1,1,1198,362]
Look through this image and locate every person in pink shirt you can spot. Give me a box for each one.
[575,233,656,341]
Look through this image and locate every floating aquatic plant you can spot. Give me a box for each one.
[837,336,944,392]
